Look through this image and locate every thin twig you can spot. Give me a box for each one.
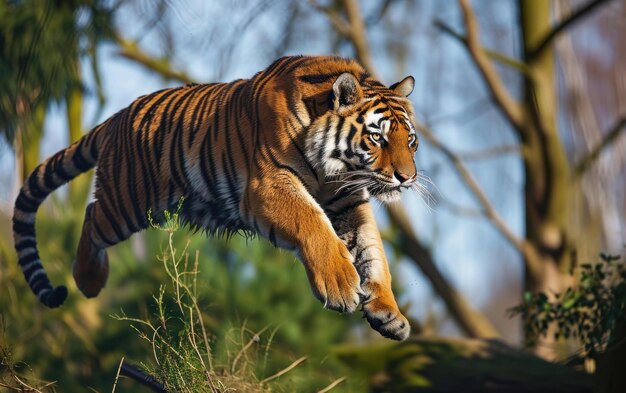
[419,124,543,280]
[230,326,269,374]
[317,376,347,393]
[529,0,614,59]
[457,145,520,161]
[113,33,195,85]
[419,125,523,251]
[433,19,530,74]
[0,382,21,392]
[307,0,377,77]
[259,356,307,385]
[575,116,626,177]
[307,0,352,37]
[458,0,525,133]
[111,357,124,393]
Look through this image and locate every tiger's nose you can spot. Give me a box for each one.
[394,170,415,184]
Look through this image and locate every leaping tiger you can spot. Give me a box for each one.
[13,55,422,340]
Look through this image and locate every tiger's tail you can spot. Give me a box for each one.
[12,123,107,308]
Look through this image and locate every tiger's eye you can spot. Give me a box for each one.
[370,133,381,142]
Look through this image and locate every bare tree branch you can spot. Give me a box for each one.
[308,0,377,77]
[386,204,500,338]
[457,145,520,161]
[419,123,543,279]
[113,34,195,85]
[341,0,376,76]
[433,19,530,74]
[420,125,522,251]
[575,115,626,177]
[529,0,615,59]
[458,0,525,133]
[307,0,353,38]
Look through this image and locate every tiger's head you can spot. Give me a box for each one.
[308,72,421,203]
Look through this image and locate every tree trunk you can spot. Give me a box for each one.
[17,105,46,183]
[66,86,92,207]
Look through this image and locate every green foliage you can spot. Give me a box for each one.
[0,0,114,140]
[510,254,626,357]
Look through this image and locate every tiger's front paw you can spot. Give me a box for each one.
[363,296,410,340]
[307,245,363,314]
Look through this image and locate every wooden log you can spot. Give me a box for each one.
[334,337,592,393]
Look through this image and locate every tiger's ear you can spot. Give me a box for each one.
[390,76,415,97]
[331,73,361,110]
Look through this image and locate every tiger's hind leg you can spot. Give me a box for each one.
[72,201,120,298]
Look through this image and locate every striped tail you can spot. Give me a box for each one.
[12,126,103,308]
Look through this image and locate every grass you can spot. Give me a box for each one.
[0,320,57,393]
[113,203,315,392]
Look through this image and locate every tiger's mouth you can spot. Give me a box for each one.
[368,181,404,203]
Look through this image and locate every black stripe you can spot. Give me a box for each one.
[345,125,359,158]
[23,258,42,277]
[119,113,146,230]
[324,187,355,208]
[15,238,37,251]
[97,196,127,242]
[334,116,345,147]
[27,167,47,199]
[287,131,318,180]
[19,252,40,267]
[89,127,100,159]
[91,220,116,246]
[53,148,72,181]
[199,130,218,199]
[262,145,309,188]
[326,199,369,220]
[268,226,277,246]
[187,84,215,149]
[298,73,342,84]
[31,278,50,293]
[43,155,60,190]
[15,194,38,213]
[212,85,229,142]
[317,117,332,163]
[230,81,251,171]
[72,137,92,171]
[12,218,33,236]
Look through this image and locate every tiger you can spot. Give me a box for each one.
[13,55,420,340]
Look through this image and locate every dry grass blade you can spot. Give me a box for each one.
[317,376,347,393]
[260,356,307,385]
[111,357,124,393]
[231,326,269,374]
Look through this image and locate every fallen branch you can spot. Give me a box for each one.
[120,361,166,392]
